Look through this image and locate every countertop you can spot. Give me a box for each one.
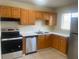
[20,31,70,37]
[1,31,69,41]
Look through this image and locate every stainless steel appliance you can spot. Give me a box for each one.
[1,17,22,59]
[26,36,37,54]
[68,17,78,59]
[1,31,22,54]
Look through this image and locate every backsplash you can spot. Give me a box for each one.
[19,25,51,33]
[0,20,53,33]
[1,21,19,28]
[19,20,52,33]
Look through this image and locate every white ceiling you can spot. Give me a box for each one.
[12,0,77,8]
[1,0,78,8]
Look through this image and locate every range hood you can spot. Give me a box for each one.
[1,17,20,28]
[0,17,20,22]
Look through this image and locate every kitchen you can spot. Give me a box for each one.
[0,0,78,59]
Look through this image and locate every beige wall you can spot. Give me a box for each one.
[51,4,78,34]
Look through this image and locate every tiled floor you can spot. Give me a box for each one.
[17,48,67,59]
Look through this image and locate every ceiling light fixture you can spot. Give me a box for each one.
[34,0,46,6]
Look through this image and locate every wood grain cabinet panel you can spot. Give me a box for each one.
[59,37,68,54]
[37,35,50,49]
[20,9,29,25]
[35,11,43,20]
[42,12,57,26]
[20,9,36,25]
[51,35,59,49]
[42,12,50,20]
[28,10,36,25]
[0,6,12,17]
[48,13,57,26]
[51,35,68,54]
[22,36,26,54]
[45,35,52,47]
[11,7,21,18]
[37,35,46,49]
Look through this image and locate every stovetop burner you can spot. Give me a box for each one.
[1,31,22,39]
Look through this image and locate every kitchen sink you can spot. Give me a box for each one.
[35,32,49,34]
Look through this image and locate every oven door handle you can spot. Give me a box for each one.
[2,37,22,41]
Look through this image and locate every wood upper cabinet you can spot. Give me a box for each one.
[48,13,57,26]
[37,35,51,49]
[42,12,50,20]
[0,6,12,17]
[0,6,57,25]
[42,12,57,26]
[11,7,21,18]
[0,6,21,18]
[28,10,36,25]
[51,35,68,54]
[35,11,43,20]
[20,9,29,25]
[20,9,36,25]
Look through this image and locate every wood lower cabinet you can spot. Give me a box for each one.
[37,35,68,54]
[37,35,51,49]
[22,36,26,54]
[51,34,68,54]
[45,35,52,47]
[22,34,68,54]
[51,35,59,49]
[37,35,46,49]
[59,37,68,54]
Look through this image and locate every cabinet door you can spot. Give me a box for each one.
[59,37,68,54]
[20,9,29,25]
[51,35,68,54]
[45,35,51,47]
[47,13,57,26]
[42,12,57,26]
[51,35,59,49]
[35,11,43,20]
[28,10,36,25]
[0,6,12,17]
[50,13,57,26]
[37,35,48,49]
[43,12,50,20]
[11,7,21,18]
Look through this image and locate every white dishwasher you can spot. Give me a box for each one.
[26,36,37,54]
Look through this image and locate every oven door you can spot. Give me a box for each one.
[1,39,22,54]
